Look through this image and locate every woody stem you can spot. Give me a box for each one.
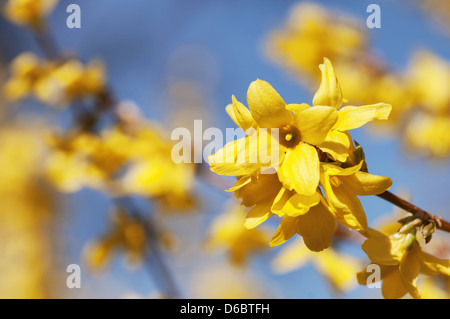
[377,191,450,233]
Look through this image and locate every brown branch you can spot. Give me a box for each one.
[377,191,450,233]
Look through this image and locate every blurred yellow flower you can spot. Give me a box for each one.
[266,2,367,86]
[45,123,195,210]
[3,0,58,29]
[273,238,361,293]
[3,53,106,107]
[83,209,147,271]
[0,126,55,298]
[206,202,270,265]
[35,59,105,106]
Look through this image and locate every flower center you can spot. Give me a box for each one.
[279,124,301,148]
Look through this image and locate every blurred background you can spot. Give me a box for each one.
[0,0,448,299]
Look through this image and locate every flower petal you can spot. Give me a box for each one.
[296,202,336,252]
[329,183,368,231]
[312,58,343,108]
[235,173,281,207]
[356,264,396,286]
[279,143,320,196]
[225,95,256,132]
[419,251,450,276]
[335,103,392,131]
[294,106,338,145]
[244,200,273,229]
[317,130,352,162]
[208,135,261,176]
[399,243,421,299]
[282,191,321,217]
[270,216,298,247]
[361,232,415,265]
[272,239,313,274]
[247,79,292,129]
[340,171,392,196]
[382,268,408,299]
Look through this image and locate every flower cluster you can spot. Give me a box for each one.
[3,0,58,30]
[3,52,105,107]
[45,122,196,210]
[209,58,392,252]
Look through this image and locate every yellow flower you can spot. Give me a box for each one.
[405,112,450,158]
[2,52,47,102]
[407,50,450,114]
[273,238,361,293]
[3,0,58,29]
[230,170,333,251]
[209,58,392,251]
[83,209,147,271]
[320,161,392,232]
[206,202,270,265]
[45,124,195,210]
[357,228,450,299]
[210,78,338,196]
[35,59,106,106]
[266,2,367,85]
[3,53,106,107]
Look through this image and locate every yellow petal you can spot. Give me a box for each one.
[419,251,450,276]
[279,143,319,196]
[296,202,335,252]
[244,200,273,229]
[225,95,256,131]
[356,264,396,286]
[286,103,310,113]
[382,268,408,299]
[271,187,292,216]
[328,183,368,231]
[334,103,392,131]
[226,176,252,192]
[294,106,338,145]
[209,136,261,176]
[314,249,361,292]
[282,192,321,217]
[321,161,363,177]
[312,58,343,109]
[317,130,352,162]
[270,216,298,247]
[361,232,415,265]
[399,243,421,299]
[235,173,281,207]
[340,171,392,196]
[272,239,313,274]
[246,79,292,129]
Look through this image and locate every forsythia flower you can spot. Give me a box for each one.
[266,2,367,85]
[272,238,361,293]
[206,202,270,265]
[357,228,450,299]
[3,52,106,107]
[34,59,106,106]
[209,58,392,251]
[3,0,58,29]
[83,209,147,270]
[45,123,195,210]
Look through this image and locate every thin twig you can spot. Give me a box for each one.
[377,191,450,233]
